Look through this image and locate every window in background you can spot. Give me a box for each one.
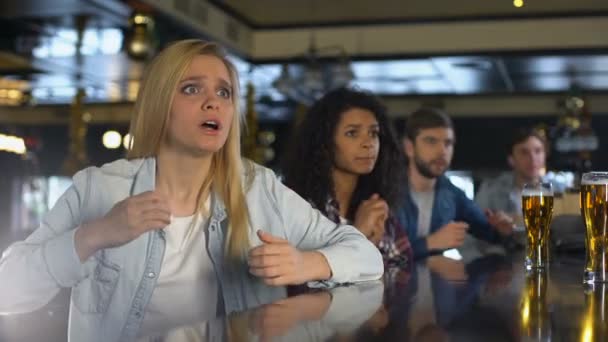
[19,176,72,232]
[446,170,475,200]
[47,176,72,208]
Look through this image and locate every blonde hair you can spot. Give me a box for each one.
[127,39,250,261]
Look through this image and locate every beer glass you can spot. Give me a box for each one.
[581,172,608,283]
[522,182,554,270]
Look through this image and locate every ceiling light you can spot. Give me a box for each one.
[125,12,157,60]
[0,88,25,106]
[102,130,122,149]
[0,134,26,154]
[123,133,133,150]
[7,89,22,100]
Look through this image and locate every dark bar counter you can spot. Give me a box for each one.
[1,253,606,341]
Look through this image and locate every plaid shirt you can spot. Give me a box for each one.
[324,199,412,268]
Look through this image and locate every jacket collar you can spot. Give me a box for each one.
[132,157,227,223]
[131,157,156,195]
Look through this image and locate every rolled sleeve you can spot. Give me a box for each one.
[317,235,383,284]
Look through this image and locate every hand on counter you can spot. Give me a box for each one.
[248,231,332,286]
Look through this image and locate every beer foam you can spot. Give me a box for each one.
[582,179,608,185]
[521,189,552,196]
[582,173,608,185]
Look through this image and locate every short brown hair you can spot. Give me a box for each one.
[508,127,547,155]
[404,107,453,141]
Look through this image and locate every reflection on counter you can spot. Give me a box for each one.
[580,283,607,342]
[520,271,551,341]
[137,281,383,342]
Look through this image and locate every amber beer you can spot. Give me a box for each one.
[580,172,608,283]
[522,183,554,270]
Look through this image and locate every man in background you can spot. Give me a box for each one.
[396,107,514,259]
[475,127,554,226]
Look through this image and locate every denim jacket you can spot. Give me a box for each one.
[0,158,383,341]
[396,176,501,258]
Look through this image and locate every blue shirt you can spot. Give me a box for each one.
[396,176,502,258]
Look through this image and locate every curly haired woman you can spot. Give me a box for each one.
[283,87,412,267]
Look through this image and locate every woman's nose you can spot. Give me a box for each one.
[202,93,220,110]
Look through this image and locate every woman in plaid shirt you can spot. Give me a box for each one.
[283,87,412,267]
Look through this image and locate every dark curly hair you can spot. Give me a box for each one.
[283,87,407,222]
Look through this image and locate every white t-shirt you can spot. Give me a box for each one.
[138,212,219,339]
[410,190,435,238]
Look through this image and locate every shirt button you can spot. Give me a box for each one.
[147,272,156,278]
[135,312,141,318]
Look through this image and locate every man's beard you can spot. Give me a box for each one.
[414,155,446,179]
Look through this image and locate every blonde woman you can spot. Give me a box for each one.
[0,40,383,341]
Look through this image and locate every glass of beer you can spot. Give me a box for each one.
[522,182,554,270]
[581,172,608,283]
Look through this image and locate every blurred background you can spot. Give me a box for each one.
[0,0,607,247]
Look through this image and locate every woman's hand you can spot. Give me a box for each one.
[75,191,171,262]
[354,194,388,244]
[248,231,331,286]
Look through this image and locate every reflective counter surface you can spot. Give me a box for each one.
[1,253,606,341]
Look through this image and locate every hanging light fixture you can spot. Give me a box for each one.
[553,86,598,153]
[550,84,599,172]
[272,35,354,105]
[124,11,157,60]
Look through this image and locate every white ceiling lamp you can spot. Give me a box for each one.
[123,133,134,150]
[102,130,122,149]
[0,133,26,155]
[272,34,354,105]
